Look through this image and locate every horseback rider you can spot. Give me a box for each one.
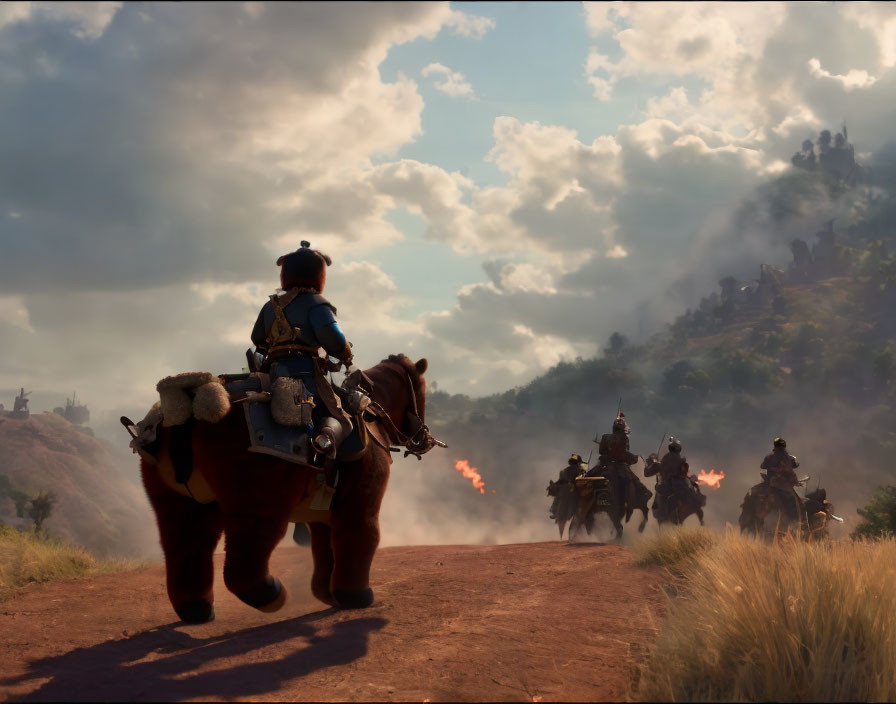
[548,453,587,520]
[761,437,800,488]
[588,413,651,506]
[645,436,698,521]
[759,437,801,519]
[251,241,354,460]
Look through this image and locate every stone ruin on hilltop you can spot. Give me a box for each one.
[0,388,31,420]
[53,392,91,426]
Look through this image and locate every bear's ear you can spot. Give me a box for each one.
[415,358,428,375]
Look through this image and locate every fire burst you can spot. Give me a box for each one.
[454,459,486,495]
[696,469,725,489]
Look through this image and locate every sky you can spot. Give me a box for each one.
[2,1,896,421]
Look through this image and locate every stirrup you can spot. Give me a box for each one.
[312,427,337,458]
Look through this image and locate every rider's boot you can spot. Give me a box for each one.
[312,415,351,461]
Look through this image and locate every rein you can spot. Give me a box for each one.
[361,364,446,460]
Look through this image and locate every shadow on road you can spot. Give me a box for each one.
[564,542,609,548]
[2,609,387,701]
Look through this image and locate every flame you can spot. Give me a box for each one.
[454,459,486,495]
[696,468,725,489]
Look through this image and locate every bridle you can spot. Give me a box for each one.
[359,364,446,459]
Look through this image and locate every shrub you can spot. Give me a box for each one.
[633,526,716,572]
[852,486,896,539]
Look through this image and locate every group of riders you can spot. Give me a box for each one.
[547,412,839,540]
[241,241,835,542]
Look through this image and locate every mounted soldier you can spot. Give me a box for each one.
[587,412,652,512]
[758,437,801,520]
[645,436,704,523]
[250,241,354,461]
[547,453,587,522]
[761,437,799,489]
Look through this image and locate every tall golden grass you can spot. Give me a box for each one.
[0,523,137,601]
[634,525,717,572]
[637,527,896,702]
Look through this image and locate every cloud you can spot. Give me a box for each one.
[422,62,475,98]
[0,2,121,40]
[646,86,692,121]
[808,57,878,91]
[0,260,425,419]
[0,295,33,332]
[4,1,896,407]
[443,8,495,39]
[0,2,489,295]
[0,2,500,409]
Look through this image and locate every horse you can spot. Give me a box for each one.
[738,479,839,543]
[651,478,706,526]
[566,467,650,541]
[137,354,433,623]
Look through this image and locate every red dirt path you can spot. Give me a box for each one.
[0,542,666,702]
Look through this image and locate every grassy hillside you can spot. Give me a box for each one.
[0,412,159,558]
[421,169,896,539]
[0,522,137,601]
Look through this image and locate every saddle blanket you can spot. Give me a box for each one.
[243,400,369,466]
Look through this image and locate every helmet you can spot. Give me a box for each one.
[773,437,786,449]
[612,412,630,435]
[569,454,583,465]
[668,437,682,453]
[277,240,332,292]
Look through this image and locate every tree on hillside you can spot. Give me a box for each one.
[851,486,896,539]
[0,474,33,518]
[719,276,739,303]
[27,490,57,533]
[662,359,696,396]
[603,332,630,360]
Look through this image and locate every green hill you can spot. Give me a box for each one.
[0,412,159,558]
[420,163,896,540]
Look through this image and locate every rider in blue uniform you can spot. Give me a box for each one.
[251,241,354,458]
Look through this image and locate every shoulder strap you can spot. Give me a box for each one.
[266,293,300,347]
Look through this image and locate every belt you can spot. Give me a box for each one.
[267,343,320,359]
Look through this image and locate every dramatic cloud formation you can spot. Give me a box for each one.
[3,0,896,418]
[0,2,493,410]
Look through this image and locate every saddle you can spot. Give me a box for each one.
[123,370,395,519]
[227,373,391,466]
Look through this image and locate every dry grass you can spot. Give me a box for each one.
[633,525,717,572]
[0,523,138,601]
[637,527,896,702]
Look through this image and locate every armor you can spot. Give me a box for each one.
[590,415,650,510]
[596,432,639,467]
[548,455,586,520]
[645,437,703,521]
[757,444,802,521]
[760,447,800,490]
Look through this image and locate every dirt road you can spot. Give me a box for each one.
[0,542,666,702]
